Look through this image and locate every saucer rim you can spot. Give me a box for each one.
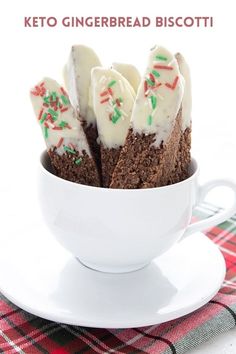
[0,230,226,328]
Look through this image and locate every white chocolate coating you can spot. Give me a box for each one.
[30,77,90,155]
[64,45,101,124]
[112,62,141,93]
[91,68,135,149]
[175,53,192,130]
[131,46,184,147]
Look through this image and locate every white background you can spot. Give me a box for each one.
[1,1,236,352]
[1,0,236,207]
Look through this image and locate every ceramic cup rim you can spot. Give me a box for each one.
[39,150,199,192]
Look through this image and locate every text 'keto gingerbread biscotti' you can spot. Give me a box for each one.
[110,46,186,189]
[30,77,100,186]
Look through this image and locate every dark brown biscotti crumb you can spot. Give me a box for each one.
[48,148,100,187]
[82,121,101,170]
[110,109,182,189]
[168,127,191,185]
[100,144,122,188]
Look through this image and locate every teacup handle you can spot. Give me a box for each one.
[182,179,236,239]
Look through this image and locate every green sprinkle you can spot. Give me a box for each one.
[119,97,123,102]
[156,55,167,61]
[59,120,68,128]
[147,115,153,126]
[43,95,50,104]
[61,95,69,105]
[108,80,116,87]
[75,158,82,165]
[114,107,122,117]
[63,146,76,154]
[152,70,160,78]
[146,78,155,87]
[51,92,57,101]
[112,114,120,124]
[40,113,47,124]
[44,126,49,138]
[48,108,58,118]
[150,95,157,109]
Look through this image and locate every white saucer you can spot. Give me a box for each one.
[0,219,225,328]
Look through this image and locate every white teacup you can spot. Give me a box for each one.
[39,151,236,273]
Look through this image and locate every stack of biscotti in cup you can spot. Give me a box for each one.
[30,45,192,188]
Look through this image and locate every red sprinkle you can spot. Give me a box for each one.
[108,88,113,96]
[40,82,45,87]
[153,83,162,90]
[31,84,46,97]
[116,99,121,107]
[69,143,76,149]
[100,90,109,97]
[165,76,179,90]
[60,107,69,113]
[31,91,39,96]
[51,97,59,108]
[38,109,43,121]
[149,73,155,83]
[100,97,110,104]
[144,80,148,96]
[52,126,63,130]
[154,65,173,70]
[38,86,46,96]
[47,114,54,123]
[60,87,68,96]
[44,122,49,128]
[41,87,46,96]
[57,137,64,148]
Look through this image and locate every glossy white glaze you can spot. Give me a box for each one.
[112,62,141,92]
[30,77,90,155]
[176,52,192,130]
[131,46,184,147]
[64,45,101,124]
[91,67,135,148]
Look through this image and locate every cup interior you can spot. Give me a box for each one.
[41,150,56,175]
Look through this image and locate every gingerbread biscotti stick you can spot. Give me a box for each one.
[110,46,185,189]
[91,68,135,187]
[169,52,192,184]
[112,63,141,93]
[30,77,100,186]
[64,45,101,165]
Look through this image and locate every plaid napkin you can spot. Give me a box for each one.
[1,202,236,354]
